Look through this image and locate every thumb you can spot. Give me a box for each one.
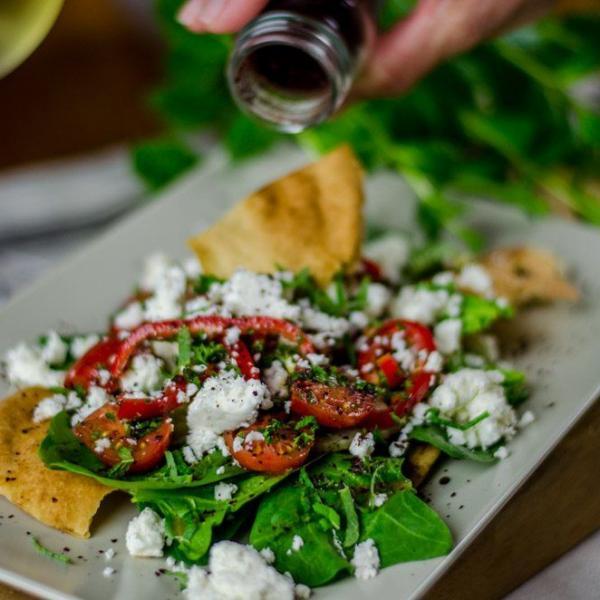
[178,0,269,34]
[355,0,543,99]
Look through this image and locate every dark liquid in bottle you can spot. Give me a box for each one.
[248,45,329,94]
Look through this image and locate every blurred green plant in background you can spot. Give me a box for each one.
[132,0,600,249]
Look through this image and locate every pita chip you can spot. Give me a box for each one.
[482,246,579,306]
[189,145,364,286]
[0,387,112,538]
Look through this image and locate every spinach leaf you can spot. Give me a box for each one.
[339,486,360,548]
[40,412,243,490]
[501,368,529,406]
[459,294,514,334]
[250,484,351,586]
[410,425,498,463]
[360,489,453,566]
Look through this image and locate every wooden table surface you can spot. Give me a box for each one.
[0,1,598,599]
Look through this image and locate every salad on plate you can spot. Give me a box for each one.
[0,147,578,598]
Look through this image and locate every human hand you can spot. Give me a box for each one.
[177,0,554,98]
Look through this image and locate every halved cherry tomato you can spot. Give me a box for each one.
[224,414,313,474]
[74,404,173,474]
[363,371,436,429]
[65,337,121,391]
[116,376,187,420]
[290,380,375,429]
[358,319,436,386]
[111,316,313,378]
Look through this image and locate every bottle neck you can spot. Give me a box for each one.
[227,11,358,133]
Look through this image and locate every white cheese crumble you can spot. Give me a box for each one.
[94,437,111,454]
[295,584,312,599]
[32,391,81,423]
[214,482,238,501]
[183,541,296,600]
[457,263,494,298]
[290,535,304,552]
[114,302,144,330]
[429,369,517,449]
[494,446,509,460]
[372,493,388,508]
[364,234,410,283]
[120,354,165,393]
[70,334,100,360]
[260,547,275,564]
[71,386,113,426]
[390,286,452,325]
[264,360,289,397]
[186,371,271,457]
[423,350,443,373]
[40,331,68,365]
[102,567,116,578]
[4,343,65,388]
[365,283,392,318]
[151,341,179,368]
[209,269,300,320]
[104,548,116,561]
[144,264,186,322]
[351,539,380,580]
[349,432,375,460]
[519,410,535,428]
[125,508,166,558]
[434,319,462,355]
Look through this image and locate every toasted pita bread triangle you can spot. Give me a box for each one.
[188,145,364,286]
[0,388,112,538]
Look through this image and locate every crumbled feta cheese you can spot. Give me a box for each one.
[432,271,455,286]
[429,369,517,449]
[494,446,509,460]
[349,311,369,330]
[140,253,172,292]
[224,326,241,346]
[114,302,144,330]
[102,567,116,578]
[94,437,111,454]
[364,234,409,283]
[4,343,65,388]
[151,341,179,367]
[365,283,391,318]
[125,508,165,558]
[260,547,275,564]
[40,331,68,365]
[434,319,462,355]
[389,330,417,371]
[457,264,494,298]
[302,307,349,339]
[185,295,219,318]
[183,256,202,278]
[295,584,312,599]
[390,286,451,325]
[519,410,535,428]
[144,264,186,322]
[183,541,296,600]
[71,386,113,426]
[70,334,100,360]
[214,482,238,501]
[243,431,265,448]
[264,361,289,397]
[373,493,388,508]
[120,354,165,393]
[182,445,198,465]
[291,535,304,552]
[104,548,115,561]
[186,371,271,457]
[210,269,300,320]
[351,539,380,580]
[349,432,375,460]
[423,350,443,373]
[32,391,81,423]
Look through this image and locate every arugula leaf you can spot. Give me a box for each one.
[360,489,453,566]
[409,425,498,463]
[339,486,360,548]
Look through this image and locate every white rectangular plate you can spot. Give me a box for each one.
[1,146,599,600]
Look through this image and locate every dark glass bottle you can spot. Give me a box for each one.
[227,1,377,133]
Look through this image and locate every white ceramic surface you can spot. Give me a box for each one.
[0,146,599,600]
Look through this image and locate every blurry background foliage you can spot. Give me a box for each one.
[132,0,600,249]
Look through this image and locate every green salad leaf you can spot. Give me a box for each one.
[459,294,514,334]
[409,425,498,463]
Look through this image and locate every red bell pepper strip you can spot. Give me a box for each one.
[65,337,121,391]
[225,339,259,380]
[232,316,314,355]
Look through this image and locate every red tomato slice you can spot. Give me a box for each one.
[224,414,313,474]
[361,257,383,281]
[290,380,375,429]
[358,319,436,386]
[74,404,173,474]
[117,376,187,420]
[65,337,121,391]
[363,371,436,429]
[376,354,404,388]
